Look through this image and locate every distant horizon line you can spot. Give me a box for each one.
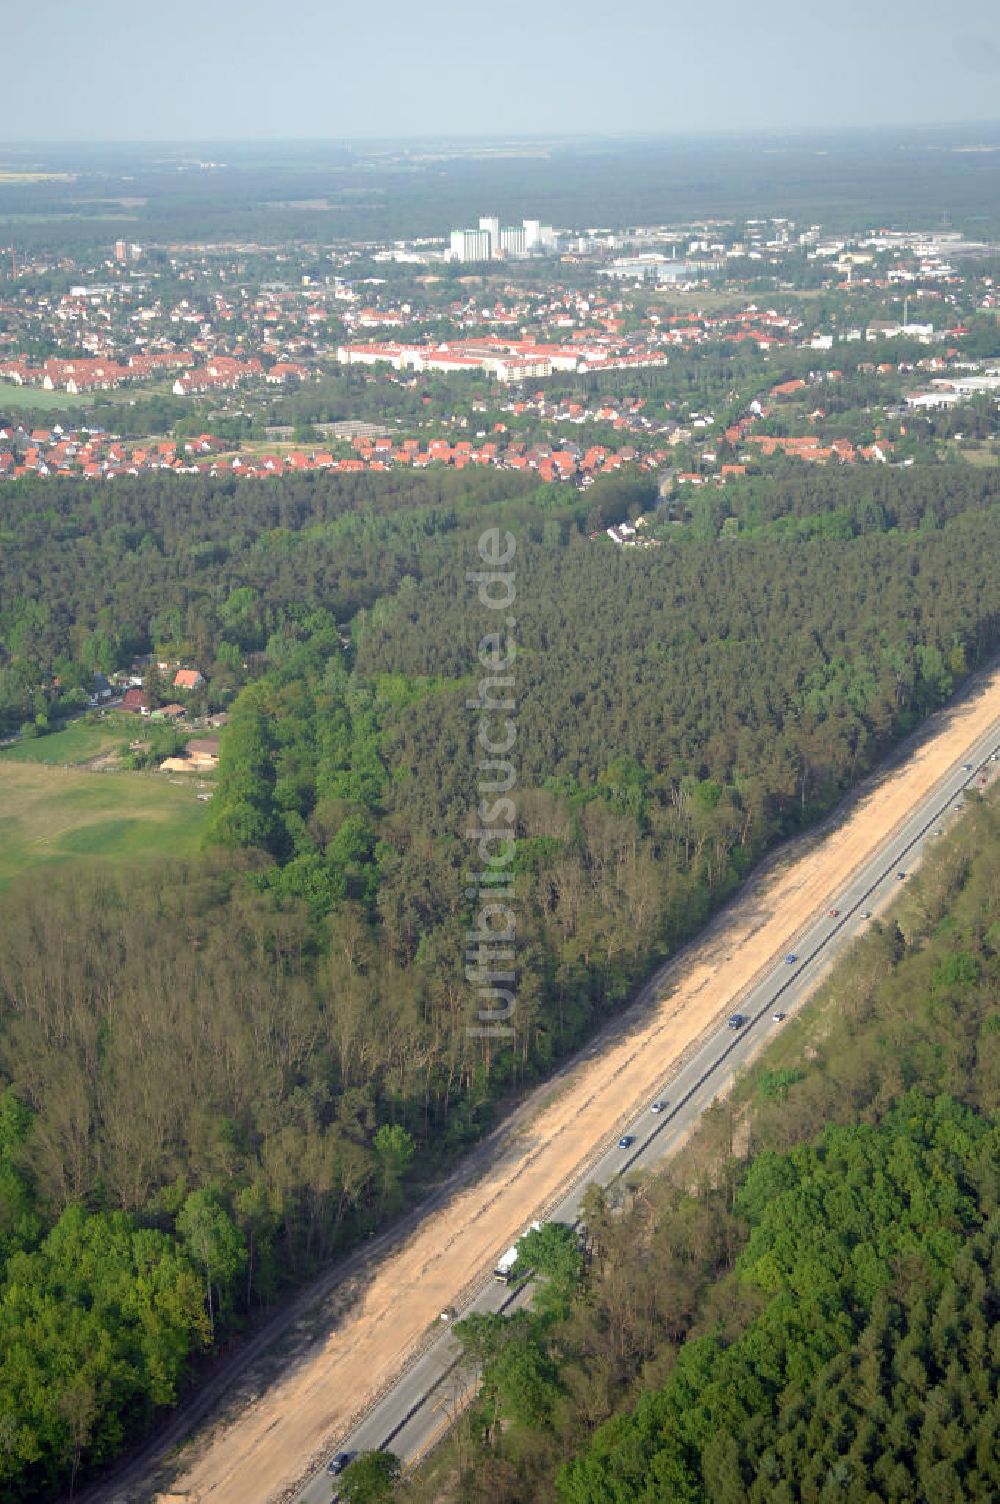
[2,120,1000,150]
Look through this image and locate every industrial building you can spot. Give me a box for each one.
[448,216,557,262]
[601,254,722,283]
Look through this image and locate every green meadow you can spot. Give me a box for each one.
[0,762,209,886]
[0,719,131,766]
[0,384,99,411]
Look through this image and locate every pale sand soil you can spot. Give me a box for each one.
[168,668,1000,1503]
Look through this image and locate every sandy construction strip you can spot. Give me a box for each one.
[168,667,1000,1503]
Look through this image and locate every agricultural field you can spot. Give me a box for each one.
[0,171,75,182]
[0,761,208,886]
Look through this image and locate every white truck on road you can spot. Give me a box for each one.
[492,1221,541,1283]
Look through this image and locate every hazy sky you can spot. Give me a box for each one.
[4,0,1000,141]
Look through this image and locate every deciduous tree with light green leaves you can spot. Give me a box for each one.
[0,1207,209,1501]
[177,1189,246,1340]
[339,1450,400,1503]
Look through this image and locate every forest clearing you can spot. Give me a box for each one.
[0,761,207,886]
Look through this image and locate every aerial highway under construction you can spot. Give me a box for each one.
[72,673,1000,1504]
[291,710,1000,1504]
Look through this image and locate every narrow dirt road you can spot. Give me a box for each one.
[163,667,1000,1504]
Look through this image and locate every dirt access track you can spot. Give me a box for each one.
[165,666,1000,1504]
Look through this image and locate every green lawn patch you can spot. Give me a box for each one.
[58,818,142,856]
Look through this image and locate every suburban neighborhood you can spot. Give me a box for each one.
[1,213,998,499]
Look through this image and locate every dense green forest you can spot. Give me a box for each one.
[2,460,1000,1497]
[3,462,998,731]
[407,792,1000,1504]
[0,467,537,730]
[671,461,1000,543]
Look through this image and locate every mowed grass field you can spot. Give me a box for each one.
[0,762,209,887]
[0,384,99,411]
[0,381,171,412]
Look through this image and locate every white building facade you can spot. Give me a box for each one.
[448,216,557,262]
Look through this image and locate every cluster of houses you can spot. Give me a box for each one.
[0,426,230,479]
[744,434,892,465]
[333,304,970,389]
[214,436,657,484]
[83,664,222,773]
[118,666,206,720]
[171,356,309,395]
[333,304,853,381]
[337,284,633,342]
[0,422,662,485]
[0,267,329,399]
[114,675,223,774]
[0,352,309,396]
[0,352,192,394]
[669,391,896,483]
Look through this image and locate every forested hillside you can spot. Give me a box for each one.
[409,793,1000,1504]
[1,462,1000,1497]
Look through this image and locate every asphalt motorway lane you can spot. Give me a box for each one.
[296,727,1000,1503]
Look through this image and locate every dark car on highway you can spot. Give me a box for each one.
[727,1014,747,1029]
[618,1134,635,1149]
[327,1452,354,1476]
